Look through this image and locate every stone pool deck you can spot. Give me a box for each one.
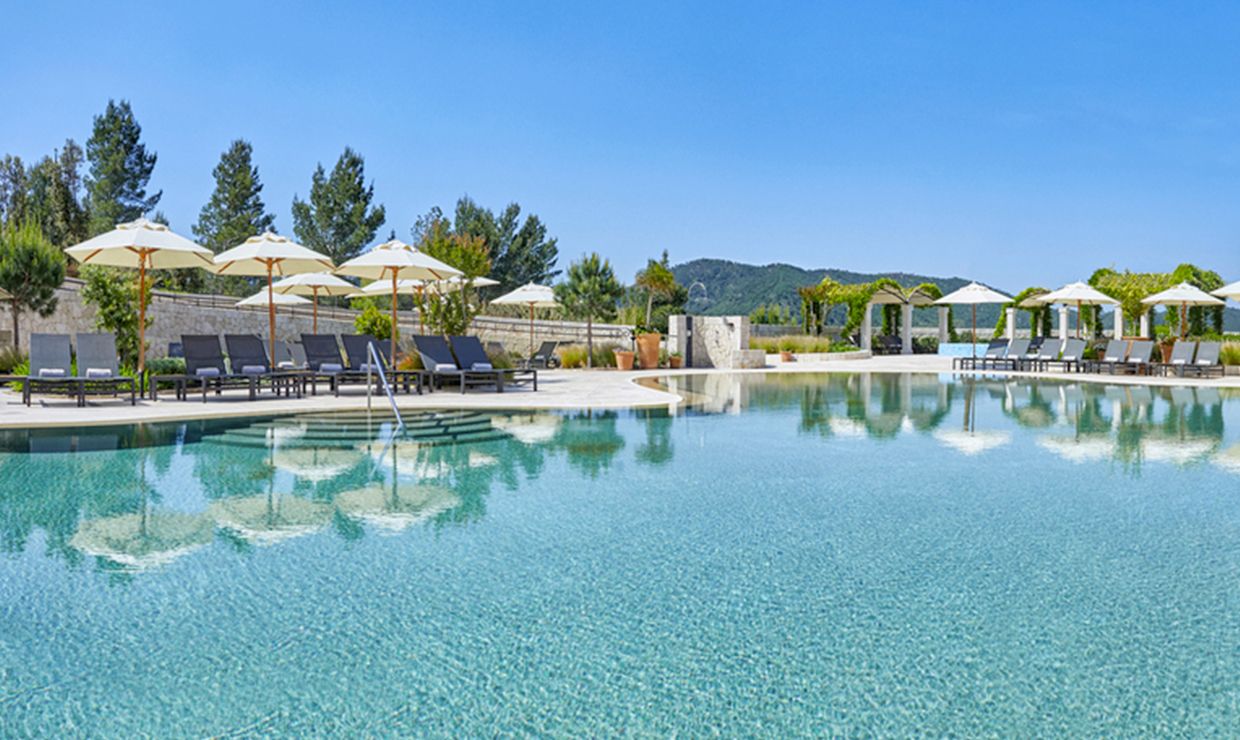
[0,355,1235,428]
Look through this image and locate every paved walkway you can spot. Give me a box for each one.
[1,357,1235,429]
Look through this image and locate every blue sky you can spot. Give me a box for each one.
[3,1,1239,291]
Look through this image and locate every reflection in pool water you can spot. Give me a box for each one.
[1,374,1239,735]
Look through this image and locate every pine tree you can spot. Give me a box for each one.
[555,253,624,367]
[24,140,88,247]
[291,147,385,265]
[0,221,64,351]
[191,139,276,294]
[449,197,559,291]
[85,100,161,234]
[0,155,27,227]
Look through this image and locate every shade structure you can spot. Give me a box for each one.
[934,282,1013,359]
[214,232,334,367]
[491,282,561,356]
[1213,280,1240,302]
[236,291,311,307]
[64,218,214,374]
[1036,282,1118,338]
[335,240,462,365]
[272,272,356,333]
[1141,282,1225,338]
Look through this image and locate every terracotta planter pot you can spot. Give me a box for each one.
[780,351,794,362]
[668,356,683,369]
[635,332,661,369]
[1159,342,1175,363]
[615,350,635,371]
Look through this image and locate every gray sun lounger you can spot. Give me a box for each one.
[1118,340,1154,375]
[1027,338,1064,372]
[1045,338,1087,373]
[450,335,537,392]
[23,333,78,406]
[1154,340,1197,377]
[1085,339,1128,374]
[1185,341,1224,378]
[955,340,1007,370]
[523,341,561,369]
[151,335,259,402]
[74,333,138,406]
[341,334,424,394]
[413,335,516,393]
[224,335,303,398]
[989,338,1030,371]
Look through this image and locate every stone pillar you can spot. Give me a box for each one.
[668,315,687,361]
[1058,306,1070,338]
[1139,311,1150,338]
[1112,307,1124,339]
[901,303,914,355]
[1005,307,1017,341]
[860,304,873,351]
[938,306,949,344]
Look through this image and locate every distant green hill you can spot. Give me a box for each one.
[671,258,1240,331]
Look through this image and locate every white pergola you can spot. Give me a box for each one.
[860,285,945,355]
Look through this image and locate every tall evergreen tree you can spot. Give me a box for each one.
[451,197,559,290]
[191,139,276,294]
[85,99,161,234]
[0,221,64,351]
[0,155,27,227]
[555,253,624,368]
[291,147,385,265]
[24,140,88,247]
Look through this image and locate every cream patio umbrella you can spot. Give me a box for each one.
[214,232,334,367]
[64,218,214,375]
[1036,281,1118,338]
[1213,280,1240,303]
[236,290,311,308]
[490,282,561,356]
[335,239,461,365]
[272,272,356,333]
[934,282,1013,360]
[1141,282,1224,338]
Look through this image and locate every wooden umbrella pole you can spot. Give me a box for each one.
[1181,301,1187,338]
[267,261,276,368]
[391,271,399,366]
[971,304,977,358]
[417,286,424,333]
[138,251,148,377]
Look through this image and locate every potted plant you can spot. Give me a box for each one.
[668,351,683,369]
[634,325,661,369]
[1155,326,1175,363]
[778,336,796,363]
[615,348,635,370]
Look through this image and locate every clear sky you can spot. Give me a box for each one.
[3,1,1238,291]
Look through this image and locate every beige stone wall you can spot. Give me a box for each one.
[14,278,633,359]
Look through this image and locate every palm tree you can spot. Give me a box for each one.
[634,250,677,330]
[555,253,624,367]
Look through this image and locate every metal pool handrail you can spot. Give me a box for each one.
[365,341,405,432]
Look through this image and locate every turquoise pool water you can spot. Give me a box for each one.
[2,373,1239,735]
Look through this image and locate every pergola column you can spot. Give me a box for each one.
[1058,306,1070,338]
[901,303,913,355]
[937,306,949,344]
[860,304,873,350]
[1112,306,1124,339]
[1005,307,1017,341]
[1139,311,1150,338]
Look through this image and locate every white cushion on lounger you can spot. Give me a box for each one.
[241,365,267,374]
[195,367,221,377]
[435,363,457,372]
[85,368,113,378]
[471,362,493,371]
[38,368,65,377]
[320,362,343,373]
[358,363,378,372]
[277,361,297,369]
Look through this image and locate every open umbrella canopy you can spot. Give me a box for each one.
[1037,282,1118,305]
[336,240,462,364]
[355,276,498,296]
[934,282,1013,357]
[236,291,311,307]
[492,282,560,308]
[214,233,333,366]
[65,218,214,374]
[213,232,333,276]
[1211,280,1240,302]
[64,218,214,269]
[935,282,1012,305]
[272,271,356,295]
[491,282,561,356]
[208,492,333,546]
[1142,282,1225,338]
[1142,282,1225,308]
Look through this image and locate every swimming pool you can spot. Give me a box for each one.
[2,373,1238,735]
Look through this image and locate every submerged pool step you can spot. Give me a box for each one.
[206,428,510,450]
[215,419,499,445]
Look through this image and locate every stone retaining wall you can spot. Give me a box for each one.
[12,278,633,359]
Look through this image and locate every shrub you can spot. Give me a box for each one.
[145,357,186,376]
[354,303,392,340]
[558,344,618,369]
[750,335,855,354]
[1222,343,1240,366]
[396,354,424,371]
[0,346,26,373]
